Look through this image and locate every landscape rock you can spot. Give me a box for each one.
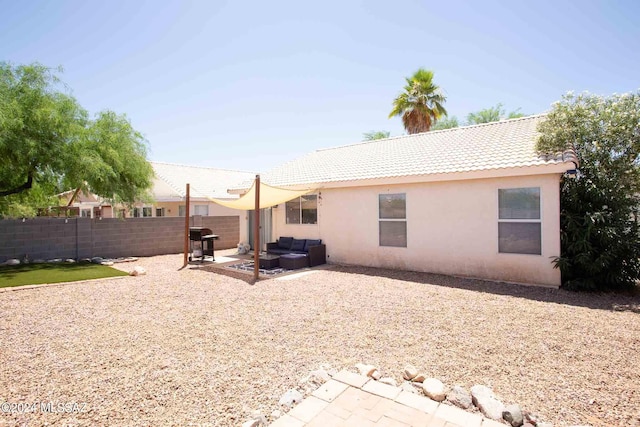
[278,389,303,407]
[79,258,91,263]
[402,364,418,381]
[422,378,446,401]
[412,373,426,383]
[536,423,554,427]
[503,404,524,427]
[401,381,418,394]
[3,259,20,266]
[308,369,330,385]
[447,385,472,409]
[370,369,382,380]
[355,363,378,377]
[48,258,62,263]
[101,261,114,266]
[471,385,505,421]
[91,257,104,264]
[378,377,397,387]
[522,424,535,427]
[241,415,266,427]
[32,259,46,264]
[270,410,282,419]
[65,259,76,263]
[524,411,540,425]
[130,266,147,276]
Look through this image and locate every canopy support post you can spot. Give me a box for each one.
[183,183,190,268]
[253,175,260,281]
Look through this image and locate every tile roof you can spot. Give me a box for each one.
[246,115,575,188]
[151,162,255,200]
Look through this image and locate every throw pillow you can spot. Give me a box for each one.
[303,239,322,251]
[291,238,306,251]
[278,236,294,249]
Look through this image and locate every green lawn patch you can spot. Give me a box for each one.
[0,263,128,288]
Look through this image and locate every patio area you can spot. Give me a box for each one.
[0,252,638,427]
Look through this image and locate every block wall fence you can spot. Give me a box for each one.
[0,216,239,263]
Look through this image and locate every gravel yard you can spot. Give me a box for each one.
[0,253,639,427]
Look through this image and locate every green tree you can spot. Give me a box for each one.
[466,103,525,124]
[431,116,459,130]
[0,62,154,217]
[363,131,390,140]
[537,91,640,291]
[389,68,447,134]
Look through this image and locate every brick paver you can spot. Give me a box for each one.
[270,373,506,427]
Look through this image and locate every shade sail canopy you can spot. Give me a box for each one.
[203,179,314,210]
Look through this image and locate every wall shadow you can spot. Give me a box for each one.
[328,265,640,314]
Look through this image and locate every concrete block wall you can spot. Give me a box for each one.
[0,216,239,262]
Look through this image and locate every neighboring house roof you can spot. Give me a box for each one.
[230,114,576,190]
[151,162,255,201]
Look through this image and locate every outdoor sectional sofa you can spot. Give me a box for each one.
[266,237,326,267]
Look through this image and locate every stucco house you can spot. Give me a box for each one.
[231,115,576,287]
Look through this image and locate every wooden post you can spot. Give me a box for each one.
[183,183,190,267]
[254,175,260,280]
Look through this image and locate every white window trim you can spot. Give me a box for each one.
[285,194,318,225]
[378,193,407,248]
[497,187,543,256]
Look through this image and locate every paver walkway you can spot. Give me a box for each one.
[270,370,505,427]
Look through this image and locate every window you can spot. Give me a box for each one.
[498,187,541,255]
[142,207,152,217]
[156,208,165,217]
[179,205,186,217]
[132,207,141,218]
[286,195,317,224]
[81,209,91,218]
[379,193,407,247]
[194,205,209,216]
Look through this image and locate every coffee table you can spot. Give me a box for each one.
[258,254,280,269]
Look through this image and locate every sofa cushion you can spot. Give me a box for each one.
[291,238,306,251]
[278,237,293,249]
[303,239,322,251]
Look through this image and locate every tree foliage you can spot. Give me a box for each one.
[363,130,390,140]
[0,62,154,217]
[466,103,524,124]
[537,91,640,291]
[389,68,447,134]
[431,116,459,130]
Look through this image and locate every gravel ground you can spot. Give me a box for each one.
[0,252,639,427]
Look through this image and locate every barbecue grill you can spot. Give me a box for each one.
[188,227,219,262]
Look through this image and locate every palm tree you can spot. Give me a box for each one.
[388,68,447,134]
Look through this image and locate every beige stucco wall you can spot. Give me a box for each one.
[272,174,563,287]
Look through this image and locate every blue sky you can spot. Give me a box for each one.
[2,0,639,172]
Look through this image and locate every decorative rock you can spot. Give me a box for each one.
[79,258,91,263]
[378,377,398,387]
[524,412,540,425]
[48,258,62,263]
[471,385,505,421]
[503,404,524,427]
[241,416,266,427]
[100,261,114,266]
[4,259,20,266]
[370,369,382,380]
[355,363,378,377]
[401,381,418,394]
[308,369,330,385]
[412,373,426,383]
[32,259,46,264]
[447,385,472,409]
[65,259,76,263]
[402,364,418,381]
[422,378,446,402]
[271,409,282,419]
[278,389,303,407]
[91,257,104,264]
[130,266,147,276]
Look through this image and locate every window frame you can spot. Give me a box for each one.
[497,187,542,255]
[378,193,407,248]
[285,194,318,225]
